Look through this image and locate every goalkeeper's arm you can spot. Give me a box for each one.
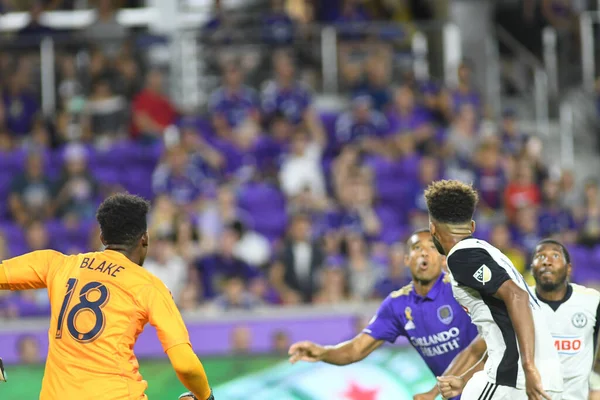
[167,344,212,400]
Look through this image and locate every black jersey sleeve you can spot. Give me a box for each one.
[447,247,512,296]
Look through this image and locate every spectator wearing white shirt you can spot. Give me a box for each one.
[230,220,272,268]
[143,233,189,303]
[279,126,327,199]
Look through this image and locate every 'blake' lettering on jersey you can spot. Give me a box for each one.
[363,273,478,376]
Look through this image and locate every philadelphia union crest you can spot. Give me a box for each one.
[437,305,454,325]
[572,312,588,328]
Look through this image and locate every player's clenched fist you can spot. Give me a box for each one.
[288,341,327,363]
[436,375,465,398]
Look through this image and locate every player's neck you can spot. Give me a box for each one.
[413,278,436,297]
[536,283,569,302]
[105,246,141,265]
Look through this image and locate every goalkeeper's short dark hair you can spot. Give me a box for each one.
[96,193,150,249]
[424,180,479,224]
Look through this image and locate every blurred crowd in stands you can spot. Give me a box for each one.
[0,0,600,320]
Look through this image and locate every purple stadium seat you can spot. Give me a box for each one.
[238,182,287,241]
[0,223,26,257]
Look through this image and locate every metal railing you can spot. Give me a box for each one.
[495,25,550,136]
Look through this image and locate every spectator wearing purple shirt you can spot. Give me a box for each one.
[500,109,528,156]
[335,96,389,150]
[334,0,369,42]
[261,52,313,126]
[512,206,542,259]
[351,57,392,111]
[262,0,296,46]
[387,85,434,154]
[208,63,260,130]
[196,227,260,300]
[288,230,478,400]
[449,61,482,114]
[409,156,443,229]
[152,145,204,211]
[537,179,576,243]
[474,140,506,213]
[253,113,292,174]
[374,243,412,298]
[3,69,39,137]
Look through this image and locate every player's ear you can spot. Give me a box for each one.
[428,220,435,235]
[141,232,149,248]
[100,233,107,247]
[470,220,476,234]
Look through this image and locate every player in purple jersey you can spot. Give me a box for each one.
[288,230,479,400]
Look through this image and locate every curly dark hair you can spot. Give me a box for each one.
[424,180,479,224]
[96,193,150,248]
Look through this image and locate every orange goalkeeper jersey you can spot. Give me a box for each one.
[2,249,191,400]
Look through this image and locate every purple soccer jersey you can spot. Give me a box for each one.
[261,81,312,125]
[364,272,479,377]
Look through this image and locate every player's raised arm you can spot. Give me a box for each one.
[142,282,213,400]
[289,333,383,366]
[0,250,64,291]
[289,295,404,365]
[495,279,548,400]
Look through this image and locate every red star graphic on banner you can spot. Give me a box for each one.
[342,382,379,400]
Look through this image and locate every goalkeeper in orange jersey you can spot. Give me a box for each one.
[0,193,214,400]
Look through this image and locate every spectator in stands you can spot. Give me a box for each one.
[230,325,252,354]
[500,108,528,156]
[23,117,52,152]
[448,60,482,114]
[279,126,327,200]
[57,56,83,111]
[85,78,127,145]
[253,112,292,175]
[178,124,225,177]
[3,68,39,138]
[335,96,388,151]
[504,160,541,223]
[18,1,56,40]
[16,335,42,364]
[143,232,188,304]
[345,234,382,300]
[513,206,542,258]
[262,0,296,46]
[474,139,506,214]
[387,84,434,154]
[489,223,528,277]
[272,330,291,355]
[147,194,177,239]
[196,226,260,300]
[313,262,349,304]
[198,184,246,252]
[351,55,391,112]
[211,275,263,311]
[9,152,53,225]
[230,220,272,268]
[152,145,204,211]
[374,243,411,298]
[202,0,237,46]
[84,0,129,57]
[538,179,577,243]
[208,63,260,133]
[131,69,178,142]
[559,169,580,212]
[271,213,324,303]
[173,213,203,264]
[408,156,441,228]
[443,103,478,170]
[262,52,314,126]
[114,56,142,100]
[53,144,99,223]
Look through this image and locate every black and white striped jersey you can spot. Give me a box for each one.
[446,238,563,391]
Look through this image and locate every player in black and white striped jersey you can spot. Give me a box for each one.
[425,180,563,400]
